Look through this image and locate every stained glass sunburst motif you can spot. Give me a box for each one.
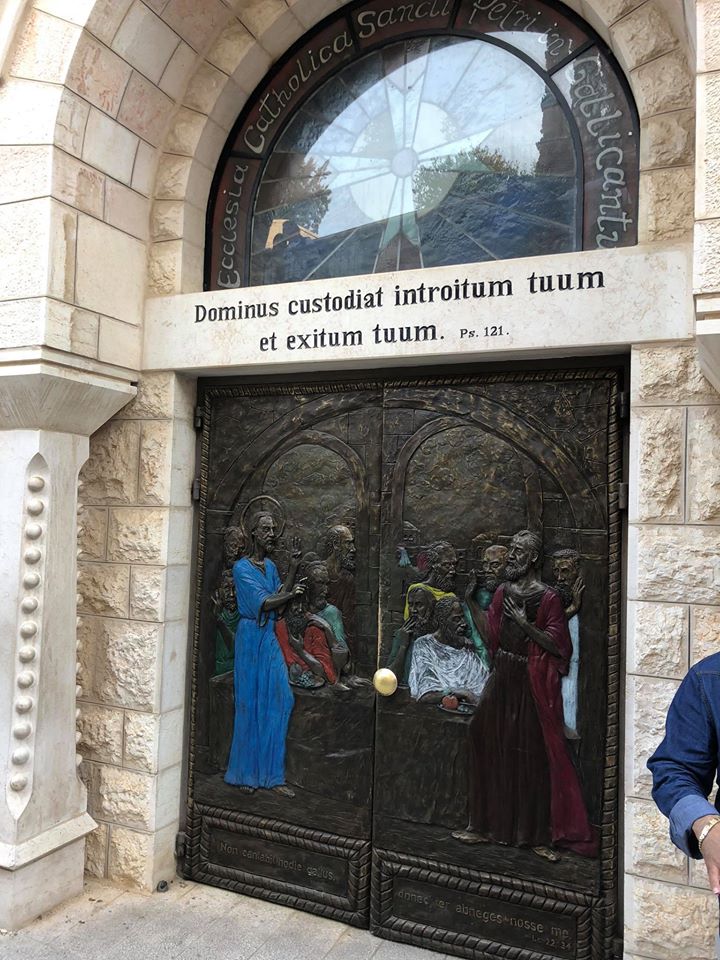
[249,36,578,286]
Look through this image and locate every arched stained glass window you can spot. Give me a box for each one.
[208,0,638,290]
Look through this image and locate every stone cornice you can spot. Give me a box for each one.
[695,293,720,394]
[0,348,135,434]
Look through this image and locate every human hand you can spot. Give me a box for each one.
[694,816,720,894]
[503,594,526,626]
[465,570,478,601]
[291,578,307,599]
[396,626,412,648]
[566,576,585,617]
[454,689,478,705]
[288,631,304,654]
[572,576,585,606]
[290,536,302,564]
[210,589,223,619]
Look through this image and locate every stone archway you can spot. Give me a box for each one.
[0,0,696,328]
[0,0,708,951]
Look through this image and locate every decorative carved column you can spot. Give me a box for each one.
[0,350,134,928]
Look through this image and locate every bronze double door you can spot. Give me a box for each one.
[185,367,623,960]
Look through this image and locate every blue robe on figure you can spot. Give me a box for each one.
[224,556,294,788]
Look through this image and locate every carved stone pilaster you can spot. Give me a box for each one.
[0,350,134,928]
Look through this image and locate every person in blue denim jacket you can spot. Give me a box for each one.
[648,652,720,900]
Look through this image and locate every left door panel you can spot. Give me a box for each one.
[185,382,383,925]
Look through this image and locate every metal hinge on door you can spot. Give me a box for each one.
[175,831,186,860]
[175,831,189,877]
[616,390,629,420]
[194,405,205,431]
[191,477,202,502]
[618,481,629,511]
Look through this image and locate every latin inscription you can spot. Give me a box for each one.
[354,0,453,41]
[393,878,577,958]
[211,0,637,290]
[208,827,348,898]
[146,247,690,373]
[194,268,605,355]
[558,51,637,250]
[216,161,253,289]
[456,0,588,67]
[240,27,354,156]
[575,56,633,248]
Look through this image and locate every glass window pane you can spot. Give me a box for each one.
[249,36,580,287]
[454,0,590,70]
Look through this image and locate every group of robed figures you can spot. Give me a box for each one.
[391,531,595,860]
[212,509,597,861]
[212,511,364,796]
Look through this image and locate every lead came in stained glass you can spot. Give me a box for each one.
[249,37,579,286]
[207,0,639,290]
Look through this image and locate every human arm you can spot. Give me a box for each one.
[387,621,414,679]
[691,816,720,894]
[233,557,306,623]
[261,580,306,613]
[210,591,235,652]
[503,593,561,657]
[306,613,349,673]
[464,571,489,642]
[262,553,306,614]
[648,668,719,865]
[280,536,302,593]
[419,687,479,705]
[288,631,325,678]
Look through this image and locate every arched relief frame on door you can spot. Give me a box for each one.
[183,365,623,959]
[205,0,640,291]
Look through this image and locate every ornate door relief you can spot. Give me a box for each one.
[184,366,623,960]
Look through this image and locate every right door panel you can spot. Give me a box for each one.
[372,370,622,960]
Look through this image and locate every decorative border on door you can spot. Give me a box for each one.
[371,848,600,960]
[184,366,624,955]
[187,803,372,926]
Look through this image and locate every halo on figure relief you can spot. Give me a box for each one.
[240,495,286,542]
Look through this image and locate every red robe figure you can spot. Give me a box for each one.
[275,613,338,685]
[456,529,597,860]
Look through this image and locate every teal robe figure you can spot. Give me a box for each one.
[214,608,238,676]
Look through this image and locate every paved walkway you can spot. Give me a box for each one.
[2,879,455,960]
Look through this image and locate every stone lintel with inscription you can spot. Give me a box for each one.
[143,244,691,374]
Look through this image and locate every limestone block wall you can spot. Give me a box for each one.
[0,0,693,340]
[39,0,696,926]
[0,1,157,365]
[625,344,720,959]
[0,0,342,360]
[75,372,195,886]
[695,0,720,295]
[0,0,707,949]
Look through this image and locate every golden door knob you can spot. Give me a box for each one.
[373,668,398,697]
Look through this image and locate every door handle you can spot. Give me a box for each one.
[373,668,398,697]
